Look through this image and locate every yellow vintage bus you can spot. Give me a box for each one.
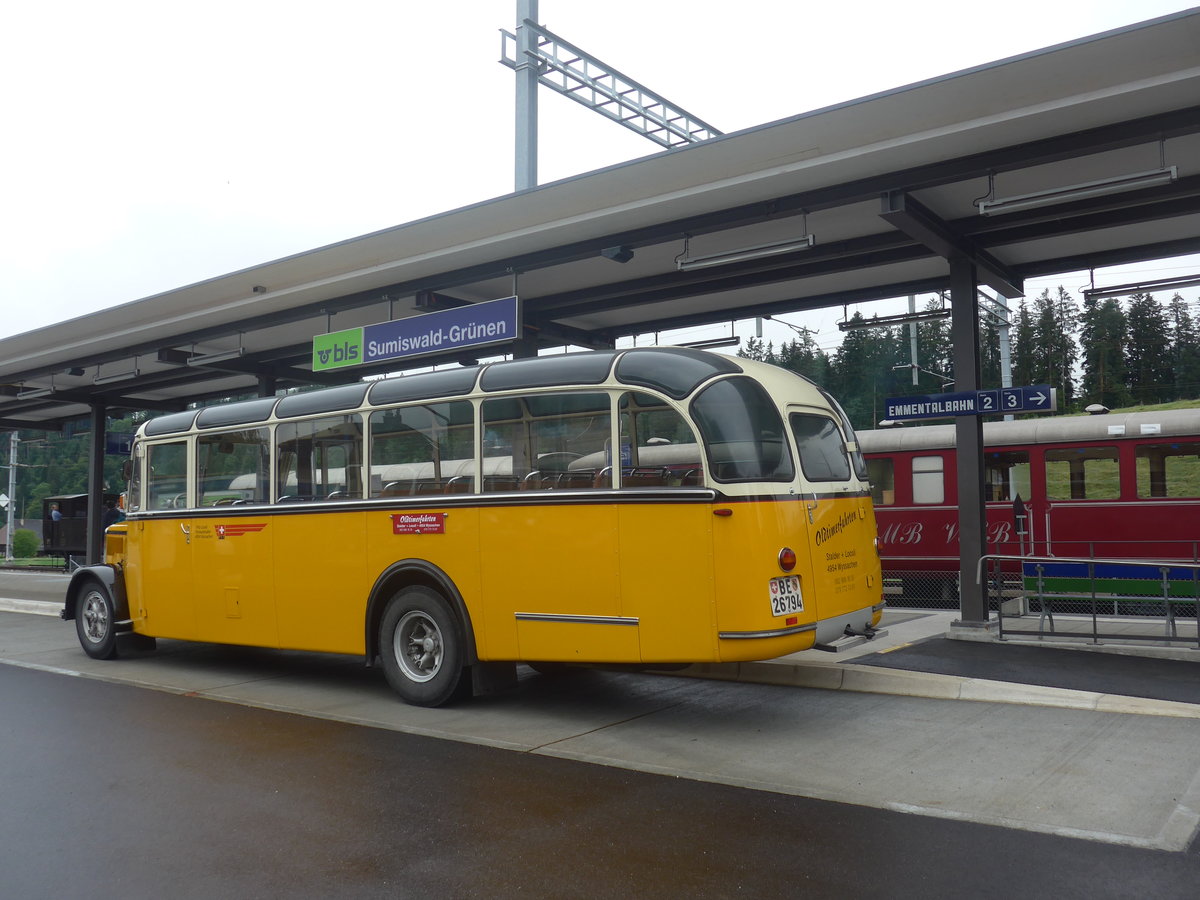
[64,347,883,706]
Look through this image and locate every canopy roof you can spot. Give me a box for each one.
[3,8,1198,429]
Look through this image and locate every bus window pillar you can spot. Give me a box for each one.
[86,402,107,566]
[949,256,989,626]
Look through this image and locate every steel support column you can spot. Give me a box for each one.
[514,0,539,191]
[86,402,107,565]
[950,257,988,623]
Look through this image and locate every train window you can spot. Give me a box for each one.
[197,428,269,506]
[984,451,1030,502]
[1136,442,1200,498]
[1045,447,1119,500]
[867,458,894,505]
[789,413,851,481]
[911,456,944,504]
[146,441,188,510]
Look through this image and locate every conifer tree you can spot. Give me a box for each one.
[1125,292,1174,404]
[1167,293,1200,400]
[1079,295,1131,409]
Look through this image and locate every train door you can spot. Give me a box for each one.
[983,449,1033,556]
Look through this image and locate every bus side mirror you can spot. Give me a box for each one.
[122,459,134,481]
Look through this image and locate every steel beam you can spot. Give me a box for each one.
[949,257,988,624]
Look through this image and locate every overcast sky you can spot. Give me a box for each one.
[3,0,1197,356]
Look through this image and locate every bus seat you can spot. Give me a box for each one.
[623,467,669,488]
[593,466,613,489]
[444,475,472,494]
[557,472,596,490]
[484,476,519,492]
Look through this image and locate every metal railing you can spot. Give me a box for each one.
[978,554,1200,648]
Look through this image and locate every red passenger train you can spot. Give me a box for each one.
[857,408,1200,602]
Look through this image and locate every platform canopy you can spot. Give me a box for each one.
[2,8,1199,430]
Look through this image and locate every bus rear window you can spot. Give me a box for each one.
[691,377,793,483]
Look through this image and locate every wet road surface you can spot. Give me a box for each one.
[2,663,1199,899]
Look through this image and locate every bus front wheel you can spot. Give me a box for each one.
[76,581,118,660]
[380,586,468,707]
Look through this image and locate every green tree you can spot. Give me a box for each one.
[1011,298,1037,389]
[1125,292,1173,404]
[1168,293,1200,400]
[775,333,830,386]
[831,313,904,429]
[1079,295,1131,409]
[1028,287,1079,409]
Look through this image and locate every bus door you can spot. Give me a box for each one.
[188,428,277,647]
[131,440,196,639]
[786,408,875,623]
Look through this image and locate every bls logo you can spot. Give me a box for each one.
[313,328,364,371]
[316,342,359,366]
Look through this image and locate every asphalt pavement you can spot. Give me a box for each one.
[2,570,1200,860]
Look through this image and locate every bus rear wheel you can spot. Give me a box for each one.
[380,586,467,707]
[76,581,118,660]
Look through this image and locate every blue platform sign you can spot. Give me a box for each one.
[885,385,1055,421]
[313,295,521,371]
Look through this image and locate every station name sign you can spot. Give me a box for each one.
[884,385,1056,421]
[312,295,520,371]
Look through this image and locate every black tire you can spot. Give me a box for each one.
[379,586,468,707]
[75,581,119,660]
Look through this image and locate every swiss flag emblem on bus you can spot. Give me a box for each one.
[216,523,267,540]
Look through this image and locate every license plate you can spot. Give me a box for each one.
[769,576,803,616]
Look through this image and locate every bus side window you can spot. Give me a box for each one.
[146,441,189,510]
[482,392,611,491]
[197,428,270,506]
[127,444,144,513]
[277,415,364,502]
[867,458,894,505]
[911,455,944,504]
[1137,442,1200,498]
[369,402,474,496]
[617,392,702,487]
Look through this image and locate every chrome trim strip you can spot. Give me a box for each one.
[872,601,887,612]
[718,622,817,640]
[514,612,640,626]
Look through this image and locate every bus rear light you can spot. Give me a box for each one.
[778,547,797,571]
[786,616,798,626]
